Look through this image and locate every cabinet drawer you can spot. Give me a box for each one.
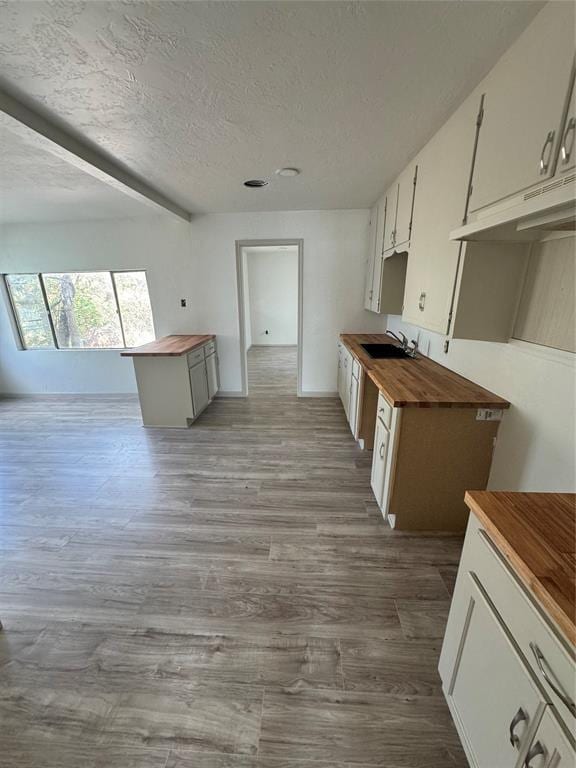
[187,348,204,368]
[466,516,576,729]
[204,340,216,357]
[352,358,361,380]
[376,392,392,428]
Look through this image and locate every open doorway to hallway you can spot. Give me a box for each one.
[236,240,302,397]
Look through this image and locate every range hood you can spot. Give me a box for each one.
[450,171,576,242]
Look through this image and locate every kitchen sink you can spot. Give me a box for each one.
[361,343,410,359]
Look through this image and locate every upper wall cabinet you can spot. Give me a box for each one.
[364,163,417,316]
[402,93,478,333]
[383,163,418,255]
[468,2,575,214]
[392,164,418,252]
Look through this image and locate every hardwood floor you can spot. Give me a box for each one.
[0,347,466,767]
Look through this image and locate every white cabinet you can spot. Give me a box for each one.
[364,192,408,316]
[383,163,418,255]
[383,185,397,254]
[206,351,219,400]
[130,337,219,428]
[364,203,379,310]
[522,708,576,768]
[402,89,477,333]
[189,360,210,417]
[338,344,352,417]
[370,415,389,504]
[364,197,387,312]
[393,164,418,250]
[469,3,575,212]
[440,513,576,768]
[447,572,546,768]
[349,369,360,437]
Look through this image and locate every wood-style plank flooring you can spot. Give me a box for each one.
[0,347,466,767]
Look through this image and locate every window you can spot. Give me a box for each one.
[4,271,155,350]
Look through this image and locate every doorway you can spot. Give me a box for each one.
[236,239,303,397]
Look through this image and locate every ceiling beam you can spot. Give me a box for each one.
[0,88,192,223]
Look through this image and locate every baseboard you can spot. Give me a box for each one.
[215,390,246,398]
[299,390,338,398]
[0,392,138,399]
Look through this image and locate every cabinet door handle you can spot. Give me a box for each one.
[539,130,555,174]
[561,117,575,164]
[530,642,576,715]
[379,442,385,459]
[508,707,527,748]
[524,741,545,767]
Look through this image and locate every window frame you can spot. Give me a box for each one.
[2,269,155,351]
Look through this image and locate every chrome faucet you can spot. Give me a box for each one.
[385,329,408,348]
[386,329,418,358]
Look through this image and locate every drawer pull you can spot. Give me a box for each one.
[508,707,527,748]
[524,741,545,768]
[530,642,576,716]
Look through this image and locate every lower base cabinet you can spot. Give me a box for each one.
[133,339,219,428]
[369,391,499,531]
[440,514,576,768]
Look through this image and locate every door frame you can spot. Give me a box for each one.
[235,238,303,397]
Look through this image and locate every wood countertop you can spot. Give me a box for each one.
[121,334,215,357]
[340,333,510,409]
[465,490,576,645]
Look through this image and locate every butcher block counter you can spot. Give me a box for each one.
[122,334,219,427]
[465,490,576,645]
[337,333,510,531]
[121,334,215,357]
[340,333,510,409]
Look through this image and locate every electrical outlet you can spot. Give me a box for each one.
[180,299,187,308]
[476,409,504,422]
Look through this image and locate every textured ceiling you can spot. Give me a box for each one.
[0,128,151,223]
[0,1,543,214]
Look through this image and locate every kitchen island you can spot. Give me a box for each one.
[122,334,218,427]
[338,333,510,530]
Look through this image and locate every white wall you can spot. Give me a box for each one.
[0,216,195,394]
[0,209,384,395]
[386,314,576,493]
[246,248,298,346]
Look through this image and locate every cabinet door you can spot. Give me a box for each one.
[394,164,418,249]
[402,88,477,333]
[558,75,576,176]
[339,349,351,416]
[370,417,389,507]
[447,573,546,768]
[206,352,219,400]
[364,204,378,310]
[383,184,398,254]
[522,708,575,768]
[469,3,575,212]
[189,360,209,417]
[349,374,359,435]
